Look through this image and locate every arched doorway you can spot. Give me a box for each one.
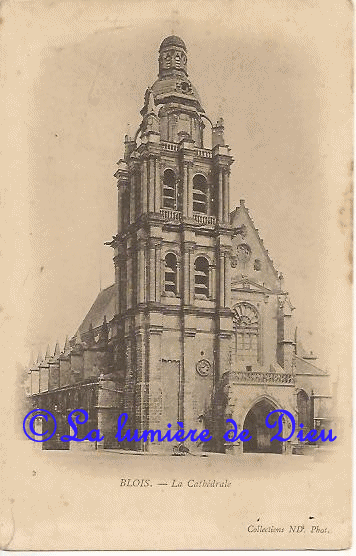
[243,398,283,454]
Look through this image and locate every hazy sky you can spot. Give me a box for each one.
[2,0,352,376]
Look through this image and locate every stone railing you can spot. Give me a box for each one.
[229,371,295,386]
[193,214,216,225]
[196,148,212,158]
[159,209,182,221]
[161,142,212,158]
[161,141,179,152]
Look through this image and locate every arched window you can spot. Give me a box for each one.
[233,303,259,361]
[163,52,171,69]
[194,256,209,297]
[193,174,208,214]
[297,390,312,432]
[164,253,177,295]
[162,169,176,209]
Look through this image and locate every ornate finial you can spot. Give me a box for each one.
[98,315,108,345]
[146,89,156,114]
[87,323,95,346]
[141,88,159,136]
[75,329,82,346]
[63,335,70,354]
[36,350,42,365]
[45,344,51,361]
[53,341,60,358]
[165,9,180,36]
[212,117,225,148]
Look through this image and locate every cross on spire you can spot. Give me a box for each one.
[165,9,180,35]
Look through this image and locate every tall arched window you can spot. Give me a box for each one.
[162,169,176,209]
[233,303,259,361]
[194,256,209,297]
[297,390,312,432]
[164,253,177,295]
[193,174,208,214]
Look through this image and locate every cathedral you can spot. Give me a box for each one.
[26,36,333,455]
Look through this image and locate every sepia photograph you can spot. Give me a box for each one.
[1,0,352,550]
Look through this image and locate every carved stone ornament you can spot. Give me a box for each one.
[176,80,193,94]
[236,243,251,263]
[196,359,211,376]
[232,224,247,239]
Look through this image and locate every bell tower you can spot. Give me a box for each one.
[110,36,234,451]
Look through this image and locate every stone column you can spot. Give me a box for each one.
[116,247,127,315]
[115,160,129,231]
[137,242,146,304]
[277,296,296,373]
[224,252,231,308]
[148,157,155,213]
[134,328,146,449]
[149,243,156,301]
[155,242,161,303]
[223,169,230,223]
[219,253,225,307]
[182,163,188,217]
[183,249,191,305]
[117,188,123,233]
[129,173,135,224]
[179,139,195,218]
[123,331,135,434]
[218,168,223,222]
[142,159,148,214]
[176,259,181,297]
[211,264,216,301]
[114,256,120,314]
[154,158,161,212]
[187,162,193,218]
[126,257,132,309]
[189,247,195,302]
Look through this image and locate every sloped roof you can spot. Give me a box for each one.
[160,36,187,51]
[151,76,204,112]
[293,355,328,376]
[78,284,116,334]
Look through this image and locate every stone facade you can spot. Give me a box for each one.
[26,36,332,454]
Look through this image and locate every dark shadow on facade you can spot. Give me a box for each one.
[243,398,283,454]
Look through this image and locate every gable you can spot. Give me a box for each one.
[230,200,281,292]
